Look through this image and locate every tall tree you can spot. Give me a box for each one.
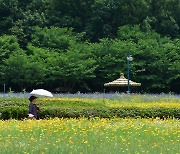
[3,49,45,91]
[117,25,179,92]
[28,27,96,92]
[49,0,94,32]
[0,0,18,35]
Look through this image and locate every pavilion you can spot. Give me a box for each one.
[104,73,141,92]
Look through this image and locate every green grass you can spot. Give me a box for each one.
[0,118,179,154]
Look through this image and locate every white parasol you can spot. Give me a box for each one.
[30,89,53,97]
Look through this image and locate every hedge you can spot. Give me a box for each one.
[0,106,179,120]
[0,97,179,119]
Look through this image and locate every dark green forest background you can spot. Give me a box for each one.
[0,0,179,93]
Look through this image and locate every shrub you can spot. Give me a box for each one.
[0,97,179,119]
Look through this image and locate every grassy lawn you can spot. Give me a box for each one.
[0,118,179,154]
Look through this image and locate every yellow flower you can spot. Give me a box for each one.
[83,140,88,144]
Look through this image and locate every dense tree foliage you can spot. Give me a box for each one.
[0,0,179,93]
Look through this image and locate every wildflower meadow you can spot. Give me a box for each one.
[0,94,179,154]
[0,118,179,154]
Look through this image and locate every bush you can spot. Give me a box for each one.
[0,106,179,120]
[0,97,179,119]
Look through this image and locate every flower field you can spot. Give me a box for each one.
[0,94,179,153]
[0,118,179,154]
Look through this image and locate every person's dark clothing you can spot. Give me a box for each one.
[29,102,39,119]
